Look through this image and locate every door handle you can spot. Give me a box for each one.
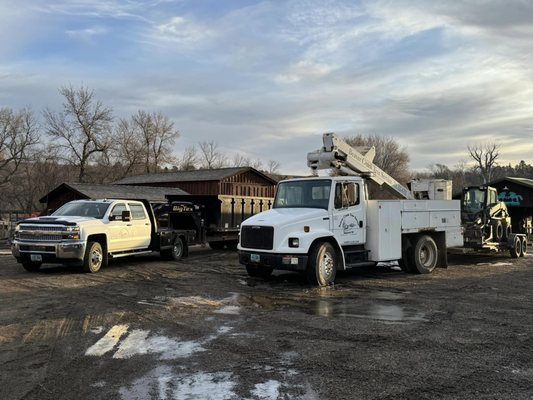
[127,224,132,226]
[145,223,150,226]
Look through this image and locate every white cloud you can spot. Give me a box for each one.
[2,0,533,174]
[66,26,109,42]
[152,16,212,48]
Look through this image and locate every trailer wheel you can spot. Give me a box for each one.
[83,241,103,273]
[521,237,527,256]
[510,236,521,258]
[171,236,185,260]
[307,242,337,286]
[408,235,438,274]
[245,264,273,278]
[22,261,42,272]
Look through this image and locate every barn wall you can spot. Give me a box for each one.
[126,171,277,197]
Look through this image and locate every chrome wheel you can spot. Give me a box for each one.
[307,242,337,286]
[319,248,335,282]
[83,241,104,273]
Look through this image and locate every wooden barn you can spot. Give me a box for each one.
[113,167,278,198]
[39,183,188,212]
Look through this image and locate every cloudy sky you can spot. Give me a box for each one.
[1,0,533,175]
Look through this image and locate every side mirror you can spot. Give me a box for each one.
[122,210,131,222]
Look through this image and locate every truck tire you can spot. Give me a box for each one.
[171,236,185,260]
[408,235,438,274]
[245,264,273,278]
[307,242,337,286]
[83,241,104,273]
[521,237,527,256]
[510,236,521,258]
[503,225,512,242]
[22,261,42,272]
[493,221,503,241]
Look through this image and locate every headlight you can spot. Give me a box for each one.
[63,226,81,240]
[289,238,299,248]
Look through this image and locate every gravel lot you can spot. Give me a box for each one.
[1,247,532,400]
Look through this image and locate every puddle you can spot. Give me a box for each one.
[119,365,315,400]
[225,290,421,323]
[312,300,427,323]
[119,367,238,400]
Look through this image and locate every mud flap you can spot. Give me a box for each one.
[435,232,448,268]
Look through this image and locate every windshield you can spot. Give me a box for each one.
[462,189,486,213]
[53,202,110,219]
[274,179,331,209]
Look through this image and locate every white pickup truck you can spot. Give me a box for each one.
[12,198,199,272]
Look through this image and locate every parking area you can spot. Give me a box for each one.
[1,248,532,399]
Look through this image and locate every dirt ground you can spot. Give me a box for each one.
[0,247,532,400]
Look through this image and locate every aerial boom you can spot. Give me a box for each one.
[307,132,413,199]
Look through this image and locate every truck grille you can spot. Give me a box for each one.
[240,226,274,250]
[19,233,63,241]
[21,225,61,231]
[18,224,67,242]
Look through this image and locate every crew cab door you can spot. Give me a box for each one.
[331,181,365,245]
[127,202,152,249]
[107,202,134,252]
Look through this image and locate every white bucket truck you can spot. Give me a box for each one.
[238,133,463,286]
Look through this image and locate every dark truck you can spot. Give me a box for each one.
[12,198,203,273]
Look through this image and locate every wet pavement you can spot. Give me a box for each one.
[1,247,532,399]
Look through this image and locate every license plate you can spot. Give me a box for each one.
[250,254,260,263]
[30,254,42,262]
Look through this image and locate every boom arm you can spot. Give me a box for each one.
[307,132,413,200]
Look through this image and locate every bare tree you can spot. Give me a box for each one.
[178,146,199,171]
[266,160,280,174]
[198,140,227,169]
[0,107,39,186]
[346,134,410,181]
[344,134,411,198]
[44,85,113,182]
[231,153,250,167]
[132,110,180,173]
[112,118,145,178]
[3,144,74,212]
[468,143,500,183]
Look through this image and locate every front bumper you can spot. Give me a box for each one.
[239,250,308,272]
[12,240,86,264]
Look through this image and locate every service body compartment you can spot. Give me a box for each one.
[366,199,463,262]
[366,201,402,261]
